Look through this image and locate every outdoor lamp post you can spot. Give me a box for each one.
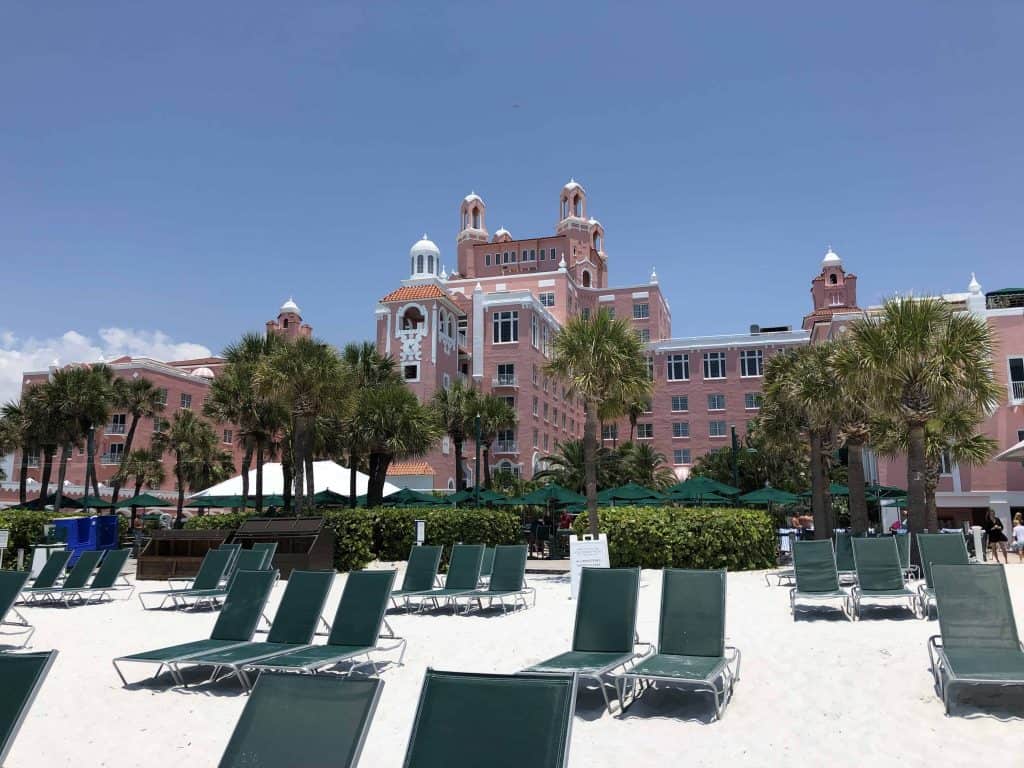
[474,412,482,507]
[730,425,740,489]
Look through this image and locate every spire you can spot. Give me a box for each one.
[968,272,982,294]
[649,266,658,284]
[558,254,567,272]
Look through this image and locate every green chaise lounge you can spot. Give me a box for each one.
[849,537,916,619]
[833,531,857,585]
[790,540,851,620]
[893,533,920,581]
[452,545,534,614]
[916,533,969,619]
[46,548,134,605]
[138,547,235,609]
[0,650,58,766]
[112,568,277,686]
[20,549,104,606]
[390,545,442,610]
[0,570,34,647]
[928,564,1024,715]
[171,548,273,611]
[407,544,483,613]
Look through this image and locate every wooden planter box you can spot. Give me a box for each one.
[232,517,335,578]
[136,530,232,580]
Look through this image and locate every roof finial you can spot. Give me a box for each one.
[650,266,658,284]
[968,272,981,294]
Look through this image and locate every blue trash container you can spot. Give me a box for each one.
[51,516,120,566]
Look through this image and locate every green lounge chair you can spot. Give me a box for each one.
[21,549,104,606]
[0,570,34,647]
[524,567,649,713]
[170,569,333,689]
[138,547,234,610]
[893,533,920,581]
[112,568,277,687]
[407,544,483,612]
[849,537,916,619]
[0,650,58,766]
[453,545,535,614]
[928,564,1024,715]
[23,550,71,592]
[616,569,740,719]
[40,548,134,605]
[479,546,495,584]
[248,570,404,676]
[251,542,278,565]
[173,548,273,611]
[790,540,851,620]
[218,673,382,768]
[833,531,857,585]
[916,533,969,619]
[390,545,442,610]
[165,542,241,589]
[404,669,577,768]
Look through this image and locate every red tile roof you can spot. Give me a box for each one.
[380,284,447,302]
[387,460,435,476]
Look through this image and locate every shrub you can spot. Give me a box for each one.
[573,506,776,571]
[0,509,131,569]
[184,511,258,531]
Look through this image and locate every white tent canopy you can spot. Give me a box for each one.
[190,460,400,498]
[994,439,1024,462]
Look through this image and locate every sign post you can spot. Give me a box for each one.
[569,533,609,600]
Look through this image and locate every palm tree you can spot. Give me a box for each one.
[109,377,165,505]
[113,448,166,529]
[1,392,47,505]
[475,392,517,489]
[153,409,230,527]
[535,439,618,493]
[45,366,94,513]
[432,381,477,491]
[617,442,676,490]
[843,297,1002,534]
[546,309,651,537]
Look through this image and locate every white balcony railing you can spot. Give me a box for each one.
[100,453,124,466]
[1013,380,1024,401]
[492,375,518,388]
[106,423,126,434]
[493,441,518,454]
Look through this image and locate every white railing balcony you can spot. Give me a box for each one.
[494,441,518,454]
[106,423,126,434]
[492,375,518,388]
[100,453,123,465]
[26,457,40,468]
[1013,380,1024,401]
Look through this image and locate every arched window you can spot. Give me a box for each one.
[582,270,591,287]
[573,195,581,217]
[561,198,568,219]
[411,257,415,275]
[594,233,602,251]
[829,273,838,285]
[417,253,424,273]
[402,307,425,330]
[472,207,480,228]
[447,478,455,490]
[428,254,434,274]
[462,211,468,229]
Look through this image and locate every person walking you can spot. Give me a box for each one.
[982,509,1009,564]
[1012,513,1024,564]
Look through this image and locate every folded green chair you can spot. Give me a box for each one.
[407,544,483,612]
[138,547,235,609]
[22,550,71,594]
[524,567,648,713]
[479,546,495,583]
[452,545,534,614]
[916,533,969,619]
[790,540,851,620]
[112,568,277,686]
[390,545,442,610]
[404,669,577,768]
[833,532,857,585]
[0,650,58,765]
[616,569,740,719]
[928,564,1024,715]
[219,673,382,768]
[849,537,916,619]
[170,569,333,689]
[21,549,104,606]
[893,533,919,581]
[172,548,273,611]
[248,570,403,677]
[0,570,34,647]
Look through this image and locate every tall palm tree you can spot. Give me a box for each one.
[843,297,1002,534]
[1,392,46,505]
[153,409,230,527]
[475,392,517,489]
[109,377,165,505]
[545,310,651,536]
[432,381,477,491]
[45,366,93,513]
[113,447,166,529]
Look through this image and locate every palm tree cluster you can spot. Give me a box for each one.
[537,439,676,493]
[759,296,1001,539]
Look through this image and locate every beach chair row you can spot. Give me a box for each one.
[138,544,276,610]
[12,547,133,610]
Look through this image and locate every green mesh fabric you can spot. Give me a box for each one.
[833,533,855,573]
[793,540,840,594]
[403,670,574,768]
[851,538,906,592]
[480,547,496,578]
[329,570,396,648]
[59,550,103,590]
[190,548,234,590]
[212,569,277,641]
[251,542,278,562]
[219,674,381,768]
[488,546,527,592]
[917,534,969,589]
[0,571,30,620]
[265,571,333,645]
[443,545,484,590]
[0,651,56,764]
[572,568,639,653]
[658,569,726,658]
[628,653,725,681]
[400,546,442,592]
[933,565,1022,652]
[90,548,130,589]
[29,551,71,589]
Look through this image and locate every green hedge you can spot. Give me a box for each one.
[184,507,521,571]
[0,509,131,569]
[573,506,776,571]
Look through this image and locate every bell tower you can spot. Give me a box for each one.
[457,192,488,278]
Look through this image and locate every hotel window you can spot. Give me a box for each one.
[637,423,653,439]
[529,249,536,261]
[633,302,650,319]
[646,356,654,381]
[552,407,559,424]
[740,349,764,377]
[180,393,192,410]
[607,307,615,319]
[532,364,539,386]
[709,420,727,438]
[223,429,233,445]
[637,328,651,343]
[939,449,953,475]
[153,417,166,433]
[156,388,168,406]
[602,424,618,441]
[673,449,692,466]
[532,397,539,417]
[561,413,566,430]
[442,436,450,455]
[539,292,555,307]
[744,392,762,410]
[442,373,451,390]
[103,443,125,465]
[503,396,516,409]
[533,429,539,448]
[492,311,519,343]
[708,394,726,411]
[543,433,549,450]
[672,421,690,438]
[403,363,420,382]
[671,395,689,412]
[511,251,518,262]
[703,351,726,379]
[1009,356,1024,401]
[539,249,546,261]
[496,363,515,386]
[666,354,690,381]
[641,398,653,414]
[543,402,549,421]
[485,253,491,266]
[108,413,126,434]
[581,308,590,320]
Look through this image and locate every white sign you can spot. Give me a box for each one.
[0,530,8,550]
[569,534,609,600]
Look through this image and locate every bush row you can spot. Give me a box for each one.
[573,506,776,571]
[0,509,131,567]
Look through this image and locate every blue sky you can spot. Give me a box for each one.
[1,2,1021,399]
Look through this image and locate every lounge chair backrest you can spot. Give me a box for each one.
[30,550,71,589]
[329,570,396,648]
[443,544,484,590]
[0,571,30,620]
[480,546,496,578]
[917,533,969,589]
[403,669,575,768]
[933,564,1021,652]
[211,569,278,642]
[659,569,725,658]
[400,545,442,592]
[190,548,235,591]
[89,548,131,589]
[218,542,243,578]
[894,533,911,570]
[265,570,334,645]
[792,540,840,594]
[219,673,382,768]
[224,549,272,589]
[251,542,278,564]
[572,567,640,654]
[833,532,854,572]
[60,549,104,590]
[851,537,904,591]
[0,651,58,765]
[488,545,527,592]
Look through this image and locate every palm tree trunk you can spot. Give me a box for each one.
[483,444,492,489]
[454,438,465,490]
[131,478,144,531]
[583,401,600,538]
[38,449,53,501]
[240,442,253,511]
[924,465,940,533]
[349,450,358,509]
[110,415,140,505]
[282,453,293,514]
[174,459,186,528]
[292,417,305,515]
[906,423,927,536]
[18,450,29,505]
[809,431,828,539]
[304,453,315,516]
[86,427,100,498]
[367,453,391,507]
[255,442,264,515]
[55,443,71,514]
[846,440,869,534]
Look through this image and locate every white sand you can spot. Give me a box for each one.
[6,562,1023,768]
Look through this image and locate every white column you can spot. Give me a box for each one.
[472,283,484,380]
[431,303,438,364]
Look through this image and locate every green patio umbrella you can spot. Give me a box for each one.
[597,483,666,506]
[666,476,741,498]
[739,487,801,506]
[447,487,508,505]
[313,489,350,506]
[518,484,586,507]
[664,486,730,506]
[381,488,447,507]
[21,494,84,510]
[114,492,171,508]
[799,483,850,498]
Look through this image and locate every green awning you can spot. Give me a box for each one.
[665,477,741,498]
[597,483,666,505]
[517,484,586,507]
[738,487,801,506]
[21,494,84,510]
[115,493,171,508]
[381,488,448,507]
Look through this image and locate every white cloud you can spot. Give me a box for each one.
[0,327,212,404]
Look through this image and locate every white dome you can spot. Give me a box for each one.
[280,297,301,315]
[463,192,483,203]
[563,178,584,192]
[822,247,842,267]
[494,227,511,239]
[192,367,215,379]
[410,234,440,258]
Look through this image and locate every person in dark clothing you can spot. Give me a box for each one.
[982,509,1009,563]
